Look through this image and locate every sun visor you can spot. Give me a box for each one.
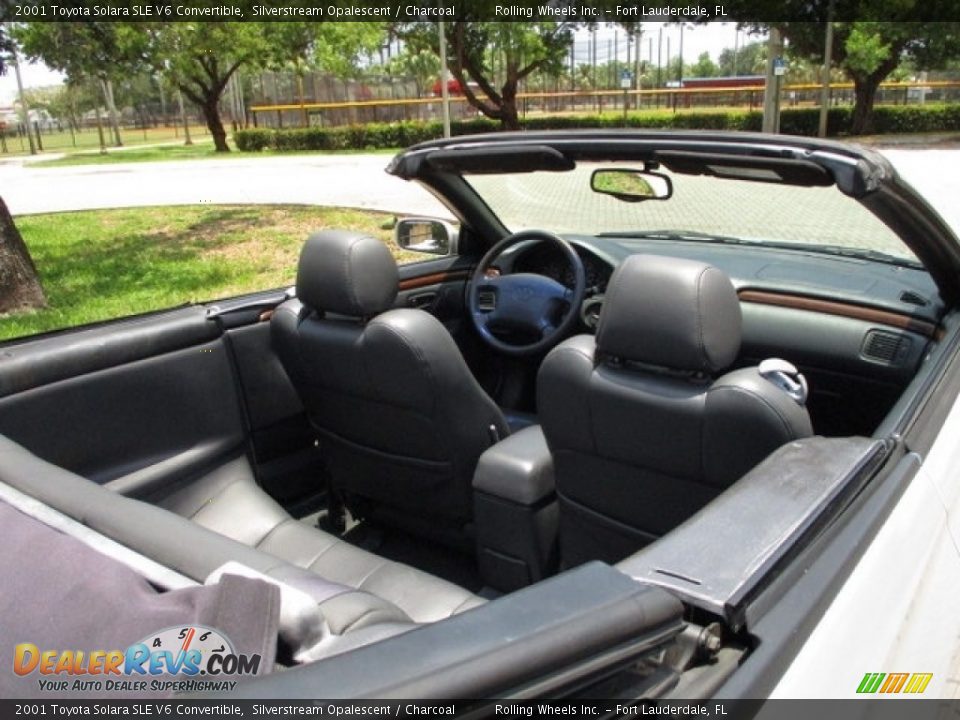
[424,145,575,174]
[655,150,835,187]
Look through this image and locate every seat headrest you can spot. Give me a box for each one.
[296,231,398,318]
[596,255,742,373]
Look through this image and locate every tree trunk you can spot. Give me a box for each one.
[100,77,123,147]
[201,95,229,152]
[850,53,901,137]
[850,75,882,136]
[0,196,46,315]
[499,86,521,131]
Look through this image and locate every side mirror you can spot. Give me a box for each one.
[394,217,457,257]
[590,168,673,202]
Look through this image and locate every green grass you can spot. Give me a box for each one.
[1,124,212,157]
[31,141,400,167]
[1,205,418,342]
[32,141,225,166]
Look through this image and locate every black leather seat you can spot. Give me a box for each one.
[537,255,813,567]
[272,231,510,540]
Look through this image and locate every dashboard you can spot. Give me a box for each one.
[492,233,938,435]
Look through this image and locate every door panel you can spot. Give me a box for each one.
[0,309,244,488]
[396,255,507,399]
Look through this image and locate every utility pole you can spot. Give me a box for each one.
[678,24,685,86]
[818,0,836,138]
[9,25,36,156]
[634,28,642,91]
[762,27,784,134]
[438,19,451,138]
[733,27,739,76]
[657,26,663,89]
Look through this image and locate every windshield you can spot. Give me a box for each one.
[466,161,919,264]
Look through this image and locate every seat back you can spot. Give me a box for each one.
[272,231,507,531]
[537,255,813,566]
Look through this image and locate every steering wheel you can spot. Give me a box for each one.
[468,230,586,357]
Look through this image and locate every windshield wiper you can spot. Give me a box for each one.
[597,230,922,269]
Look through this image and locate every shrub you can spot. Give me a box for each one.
[234,103,960,153]
[233,128,272,152]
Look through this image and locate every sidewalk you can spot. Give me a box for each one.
[854,132,960,148]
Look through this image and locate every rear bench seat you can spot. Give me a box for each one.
[0,435,483,638]
[147,456,483,623]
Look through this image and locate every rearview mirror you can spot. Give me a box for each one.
[394,218,456,256]
[590,169,673,202]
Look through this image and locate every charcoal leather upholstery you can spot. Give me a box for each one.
[538,255,813,566]
[272,231,509,533]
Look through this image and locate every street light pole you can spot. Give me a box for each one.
[762,27,784,134]
[818,0,836,138]
[438,19,451,139]
[8,24,37,155]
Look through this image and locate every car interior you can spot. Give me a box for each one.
[2,132,958,699]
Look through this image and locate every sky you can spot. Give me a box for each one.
[0,22,766,106]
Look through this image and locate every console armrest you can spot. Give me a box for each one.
[473,425,554,504]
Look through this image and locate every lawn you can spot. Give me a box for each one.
[30,141,399,167]
[2,124,212,157]
[31,141,229,166]
[1,205,419,341]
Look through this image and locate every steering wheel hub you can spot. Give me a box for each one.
[468,230,586,357]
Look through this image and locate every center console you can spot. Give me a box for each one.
[473,425,558,592]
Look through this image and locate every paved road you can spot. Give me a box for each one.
[2,147,958,237]
[0,153,451,219]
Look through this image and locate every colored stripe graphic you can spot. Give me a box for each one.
[880,673,909,693]
[857,673,885,693]
[857,672,932,694]
[903,673,933,694]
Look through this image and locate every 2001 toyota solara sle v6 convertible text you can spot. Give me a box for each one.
[1,131,958,702]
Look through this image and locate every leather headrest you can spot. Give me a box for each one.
[596,255,742,373]
[296,231,398,318]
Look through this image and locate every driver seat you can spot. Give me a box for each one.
[272,231,511,543]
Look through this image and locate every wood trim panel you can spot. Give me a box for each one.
[398,270,470,291]
[738,289,938,338]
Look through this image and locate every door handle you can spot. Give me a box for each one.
[408,292,437,309]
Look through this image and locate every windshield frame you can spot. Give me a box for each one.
[388,131,960,304]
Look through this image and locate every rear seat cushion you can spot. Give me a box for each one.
[0,436,469,635]
[153,457,485,623]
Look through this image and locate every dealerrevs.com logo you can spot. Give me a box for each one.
[13,625,261,694]
[856,672,933,694]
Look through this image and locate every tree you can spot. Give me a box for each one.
[0,24,46,314]
[141,22,276,152]
[689,51,719,78]
[731,2,960,134]
[16,22,146,147]
[398,17,580,130]
[718,41,767,77]
[0,198,46,315]
[143,22,349,151]
[385,47,440,97]
[312,23,387,79]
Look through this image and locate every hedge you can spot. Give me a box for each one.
[234,104,960,153]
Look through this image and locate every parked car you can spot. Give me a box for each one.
[1,130,958,702]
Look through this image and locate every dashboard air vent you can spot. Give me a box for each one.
[861,330,911,366]
[900,290,929,307]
